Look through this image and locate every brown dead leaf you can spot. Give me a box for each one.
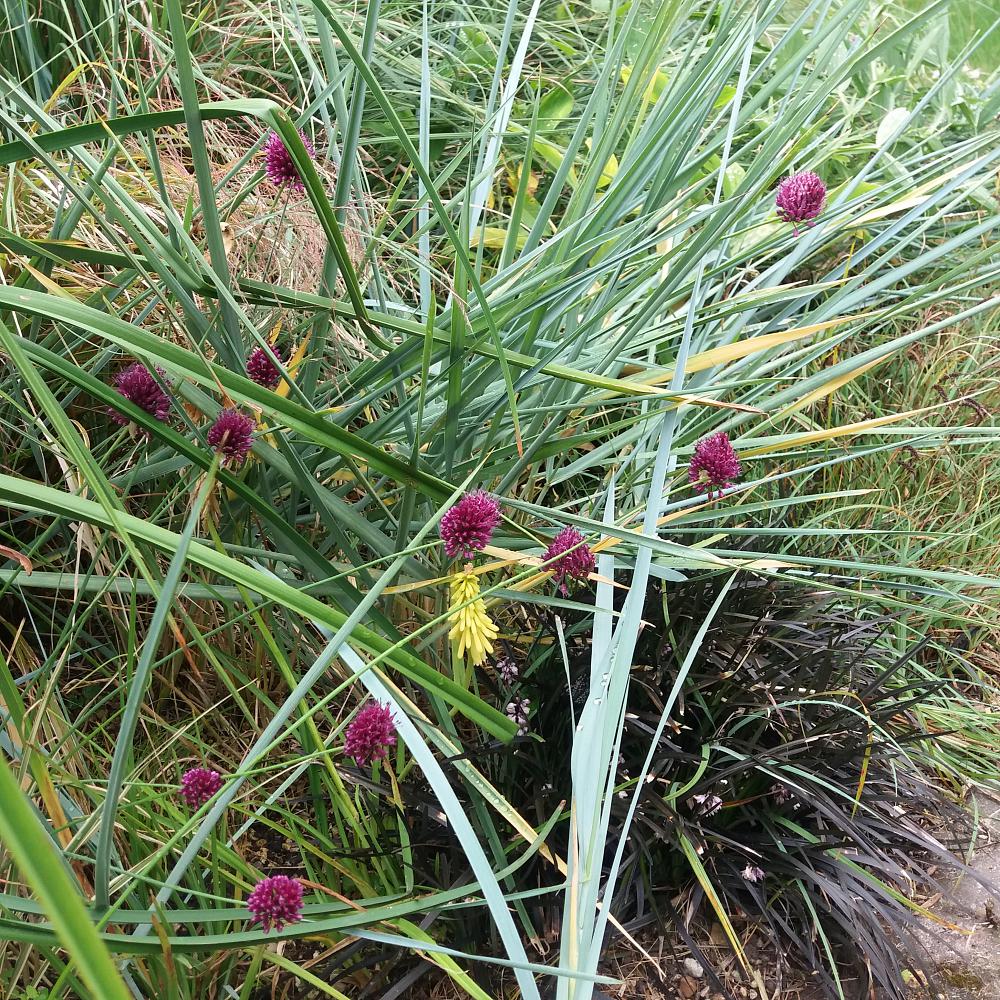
[0,545,31,574]
[678,976,699,999]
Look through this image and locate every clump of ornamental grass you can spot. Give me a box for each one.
[0,3,997,1000]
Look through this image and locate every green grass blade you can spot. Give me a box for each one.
[93,459,220,909]
[0,473,514,739]
[0,756,132,1000]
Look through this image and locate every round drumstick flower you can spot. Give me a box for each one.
[439,491,500,560]
[344,701,396,766]
[688,432,741,499]
[448,567,499,665]
[542,526,595,595]
[246,343,285,390]
[263,130,314,191]
[108,362,171,429]
[775,170,826,233]
[246,874,303,932]
[179,767,223,808]
[207,408,255,466]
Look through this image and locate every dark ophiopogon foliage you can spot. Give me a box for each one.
[495,572,983,999]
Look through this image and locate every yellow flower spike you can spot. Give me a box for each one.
[448,567,499,666]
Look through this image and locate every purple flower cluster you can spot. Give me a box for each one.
[207,409,255,466]
[246,344,285,390]
[247,874,304,932]
[542,526,595,595]
[102,360,271,470]
[689,792,723,817]
[505,697,530,736]
[344,701,397,766]
[688,432,741,499]
[263,130,314,191]
[439,491,500,560]
[771,783,793,805]
[108,363,172,428]
[494,656,518,685]
[775,170,826,232]
[179,767,223,808]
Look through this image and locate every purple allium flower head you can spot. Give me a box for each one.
[108,363,172,427]
[542,526,596,595]
[688,432,741,499]
[344,701,397,766]
[246,874,304,933]
[246,343,285,390]
[263,131,314,191]
[179,767,223,808]
[775,171,826,233]
[742,864,766,883]
[505,697,530,736]
[439,491,501,560]
[207,408,255,466]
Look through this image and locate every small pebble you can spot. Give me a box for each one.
[683,958,704,979]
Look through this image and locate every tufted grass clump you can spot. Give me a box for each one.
[0,0,997,998]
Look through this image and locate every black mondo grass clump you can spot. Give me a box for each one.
[507,575,982,999]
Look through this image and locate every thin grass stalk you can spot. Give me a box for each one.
[93,458,221,909]
[0,759,131,999]
[162,0,240,359]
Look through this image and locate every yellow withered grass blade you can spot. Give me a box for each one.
[680,834,751,974]
[605,314,867,396]
[852,161,981,226]
[260,325,310,450]
[740,406,929,456]
[777,355,887,416]
[275,328,310,398]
